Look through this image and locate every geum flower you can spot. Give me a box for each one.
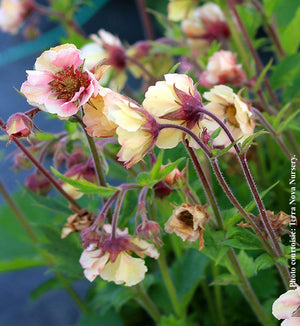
[0,0,33,34]
[202,85,255,148]
[143,73,206,149]
[199,50,246,87]
[272,287,300,326]
[84,87,159,168]
[165,203,210,250]
[79,225,159,286]
[80,29,127,90]
[21,44,99,118]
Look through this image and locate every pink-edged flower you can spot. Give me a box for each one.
[202,85,255,147]
[143,73,205,149]
[165,203,210,249]
[0,0,33,34]
[272,287,300,326]
[79,225,159,286]
[200,51,246,87]
[5,112,34,139]
[21,44,99,118]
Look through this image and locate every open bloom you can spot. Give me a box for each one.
[21,44,99,118]
[0,0,33,34]
[143,73,205,149]
[203,85,255,147]
[200,51,246,87]
[80,226,159,286]
[272,287,300,326]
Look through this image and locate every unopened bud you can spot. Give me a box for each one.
[25,171,51,195]
[5,113,34,139]
[136,220,162,246]
[154,181,173,199]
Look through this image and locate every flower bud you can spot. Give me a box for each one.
[12,151,32,171]
[5,113,34,140]
[154,181,173,199]
[163,166,182,186]
[136,220,162,245]
[25,171,51,196]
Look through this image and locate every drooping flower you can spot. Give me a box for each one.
[79,225,159,286]
[0,0,33,34]
[143,73,205,149]
[101,90,159,168]
[202,85,255,147]
[25,171,51,196]
[165,203,210,249]
[80,29,127,90]
[21,44,99,118]
[200,50,246,87]
[5,112,34,139]
[272,287,300,326]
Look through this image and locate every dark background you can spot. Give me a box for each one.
[0,0,162,324]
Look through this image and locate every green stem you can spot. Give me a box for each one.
[157,252,183,318]
[200,280,220,325]
[133,284,161,322]
[74,115,106,188]
[0,178,89,314]
[212,265,225,326]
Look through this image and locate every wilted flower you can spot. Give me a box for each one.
[203,85,255,147]
[21,44,99,118]
[5,112,34,139]
[143,73,205,149]
[167,0,197,22]
[0,0,33,34]
[165,203,210,249]
[79,225,159,286]
[200,51,246,87]
[272,287,300,326]
[61,209,96,238]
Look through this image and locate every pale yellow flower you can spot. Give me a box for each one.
[167,0,198,22]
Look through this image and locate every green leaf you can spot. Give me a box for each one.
[223,227,264,250]
[212,137,241,157]
[77,309,124,326]
[277,109,300,133]
[253,59,273,91]
[0,257,44,272]
[137,172,151,186]
[272,102,292,130]
[168,62,181,74]
[263,0,282,19]
[209,127,221,141]
[255,253,274,271]
[279,6,300,54]
[51,167,118,197]
[237,250,257,278]
[64,120,77,134]
[22,186,72,214]
[170,249,209,305]
[210,273,236,286]
[39,225,83,279]
[158,315,186,326]
[240,131,269,154]
[30,278,61,301]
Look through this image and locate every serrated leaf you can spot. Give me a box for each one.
[237,250,257,278]
[51,167,118,197]
[223,227,264,250]
[255,253,274,271]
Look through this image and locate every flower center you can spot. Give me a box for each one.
[49,65,90,102]
[178,210,194,228]
[225,104,239,128]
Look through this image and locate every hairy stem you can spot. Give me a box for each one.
[135,0,155,40]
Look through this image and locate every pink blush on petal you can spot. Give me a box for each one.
[52,48,83,70]
[27,70,54,86]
